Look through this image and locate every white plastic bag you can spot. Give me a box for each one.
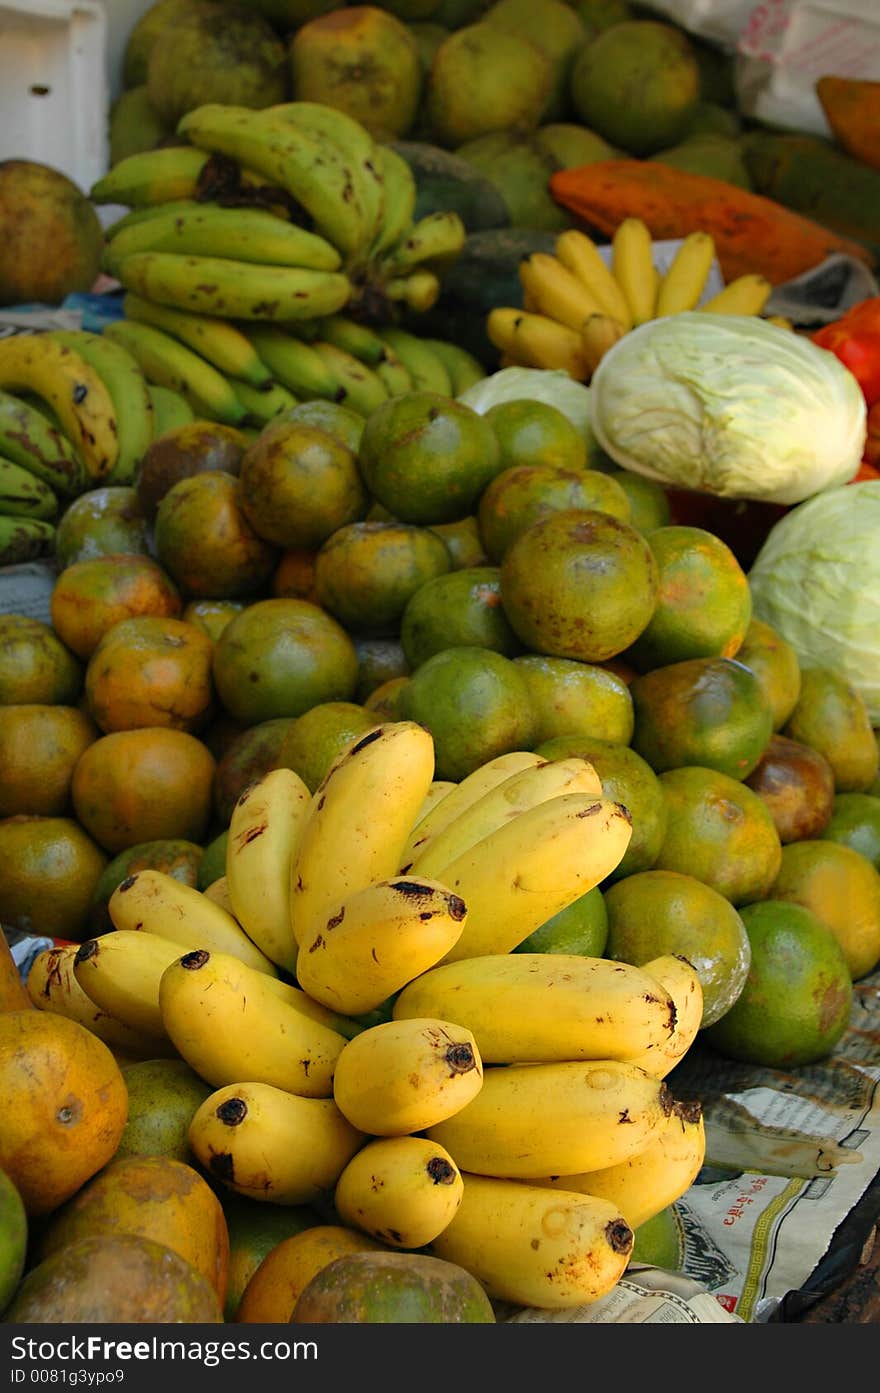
[638,0,754,50]
[735,0,880,136]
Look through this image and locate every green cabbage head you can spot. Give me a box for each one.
[748,481,880,723]
[590,312,866,505]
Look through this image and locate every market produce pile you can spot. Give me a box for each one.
[2,0,880,1329]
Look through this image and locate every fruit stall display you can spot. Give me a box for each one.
[2,0,880,1328]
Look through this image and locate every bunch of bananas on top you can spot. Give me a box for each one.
[487,218,776,382]
[91,102,466,327]
[26,721,706,1313]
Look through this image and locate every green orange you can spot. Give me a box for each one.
[400,566,522,668]
[702,900,852,1068]
[733,617,802,732]
[483,398,588,474]
[512,655,634,746]
[0,616,82,706]
[314,521,451,636]
[624,525,752,672]
[783,666,879,793]
[768,839,880,981]
[477,464,631,563]
[654,765,782,906]
[630,656,773,780]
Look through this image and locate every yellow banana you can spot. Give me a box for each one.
[107,867,280,978]
[334,1136,463,1249]
[554,229,633,329]
[72,929,184,1041]
[188,1080,365,1206]
[430,1173,633,1309]
[580,312,627,376]
[89,145,210,206]
[427,1059,674,1178]
[231,377,298,426]
[384,269,442,314]
[399,751,544,871]
[311,341,389,416]
[409,756,603,881]
[113,250,352,324]
[289,720,435,946]
[412,780,457,829]
[201,876,235,914]
[295,876,467,1016]
[625,954,704,1078]
[436,793,633,961]
[122,292,273,388]
[158,948,347,1096]
[245,325,344,401]
[375,327,452,396]
[225,765,311,975]
[533,1098,705,1232]
[105,204,342,272]
[368,143,418,260]
[393,953,677,1065]
[26,944,175,1059]
[47,329,154,487]
[655,230,717,317]
[177,104,371,263]
[380,211,466,276]
[486,307,590,379]
[519,252,606,331]
[611,217,657,327]
[0,335,118,482]
[699,274,773,315]
[332,1016,483,1136]
[102,319,248,427]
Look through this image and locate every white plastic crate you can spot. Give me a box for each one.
[0,0,108,195]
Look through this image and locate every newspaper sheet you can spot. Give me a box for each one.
[668,966,880,1322]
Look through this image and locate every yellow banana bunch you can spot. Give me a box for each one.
[426,1058,673,1179]
[188,1080,364,1206]
[406,755,603,881]
[289,720,435,948]
[107,867,280,977]
[392,953,677,1065]
[400,750,544,871]
[334,1136,464,1249]
[434,792,633,961]
[431,1174,633,1310]
[331,1017,483,1136]
[533,1098,706,1232]
[225,765,311,975]
[626,954,705,1078]
[158,948,347,1096]
[294,876,467,1017]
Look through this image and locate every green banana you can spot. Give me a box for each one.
[90,146,211,207]
[0,456,58,520]
[0,389,87,499]
[104,199,202,239]
[374,346,413,398]
[368,144,418,260]
[48,328,155,486]
[380,210,467,276]
[268,102,385,265]
[177,104,372,263]
[231,378,299,426]
[147,383,196,436]
[420,338,487,396]
[123,293,273,388]
[103,320,247,427]
[311,341,389,417]
[0,515,55,565]
[114,250,352,323]
[245,325,345,401]
[376,327,453,396]
[314,314,387,366]
[104,204,342,273]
